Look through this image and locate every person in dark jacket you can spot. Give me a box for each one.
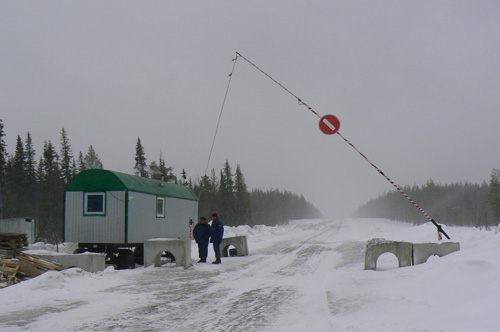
[210,213,224,264]
[193,217,211,263]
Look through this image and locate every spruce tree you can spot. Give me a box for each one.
[2,157,13,217]
[36,157,44,184]
[210,169,218,192]
[41,141,61,188]
[160,155,176,182]
[1,136,26,218]
[83,145,103,170]
[0,119,6,187]
[25,132,37,184]
[218,160,235,225]
[77,152,86,172]
[10,136,26,216]
[218,169,227,208]
[197,169,218,218]
[71,158,77,178]
[181,168,187,185]
[223,160,233,193]
[60,128,74,184]
[149,153,176,182]
[149,161,159,179]
[489,168,500,224]
[196,175,210,218]
[134,138,148,178]
[12,135,25,181]
[35,155,45,232]
[234,164,251,225]
[24,132,38,217]
[38,141,64,242]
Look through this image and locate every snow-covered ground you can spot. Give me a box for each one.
[1,218,499,332]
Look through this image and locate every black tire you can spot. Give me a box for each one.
[164,251,175,263]
[134,246,144,265]
[117,249,136,269]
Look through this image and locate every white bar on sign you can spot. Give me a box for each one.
[323,119,337,131]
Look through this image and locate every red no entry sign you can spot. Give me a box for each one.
[319,114,340,135]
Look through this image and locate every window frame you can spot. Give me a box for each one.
[156,196,165,218]
[83,192,107,216]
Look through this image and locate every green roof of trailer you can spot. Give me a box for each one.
[65,169,198,201]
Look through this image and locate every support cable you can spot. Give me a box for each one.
[198,56,239,198]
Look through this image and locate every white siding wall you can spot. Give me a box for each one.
[64,191,126,243]
[127,191,198,243]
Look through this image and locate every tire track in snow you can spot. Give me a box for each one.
[85,221,343,332]
[3,220,355,332]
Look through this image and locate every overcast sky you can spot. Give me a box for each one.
[1,1,500,218]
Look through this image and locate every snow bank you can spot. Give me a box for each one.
[28,242,78,254]
[1,218,499,332]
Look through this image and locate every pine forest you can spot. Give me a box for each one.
[354,173,500,228]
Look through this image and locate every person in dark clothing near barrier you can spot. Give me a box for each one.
[193,217,211,263]
[210,213,224,264]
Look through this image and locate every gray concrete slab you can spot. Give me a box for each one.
[413,242,460,265]
[34,253,106,273]
[220,236,249,257]
[365,239,413,270]
[144,238,192,269]
[365,239,461,270]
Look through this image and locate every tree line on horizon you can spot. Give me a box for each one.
[191,162,323,227]
[354,170,500,228]
[134,137,323,226]
[0,120,323,243]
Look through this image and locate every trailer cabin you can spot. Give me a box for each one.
[64,169,198,268]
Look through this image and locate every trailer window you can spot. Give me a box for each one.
[157,197,165,218]
[84,192,106,215]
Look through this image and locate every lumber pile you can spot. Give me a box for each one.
[0,249,62,288]
[0,232,28,249]
[0,255,21,287]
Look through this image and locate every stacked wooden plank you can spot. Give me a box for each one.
[0,232,28,249]
[0,255,22,287]
[16,251,63,275]
[0,250,63,288]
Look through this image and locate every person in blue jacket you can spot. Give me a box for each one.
[210,213,224,264]
[193,217,211,263]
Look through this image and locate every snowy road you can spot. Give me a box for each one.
[1,218,500,332]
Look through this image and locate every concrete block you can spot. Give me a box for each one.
[365,239,461,270]
[365,239,413,270]
[219,236,249,257]
[413,242,460,265]
[412,243,437,265]
[437,242,460,256]
[34,253,106,273]
[144,238,191,269]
